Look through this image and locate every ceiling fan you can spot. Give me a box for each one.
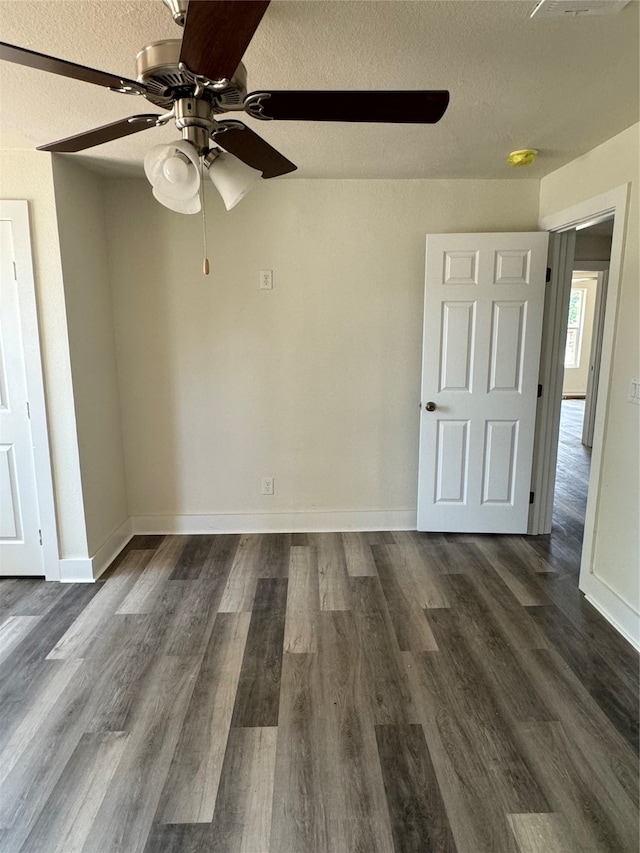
[0,0,450,214]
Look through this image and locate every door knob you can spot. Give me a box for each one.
[425,401,436,412]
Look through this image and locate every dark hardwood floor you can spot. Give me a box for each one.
[552,398,593,558]
[0,401,637,852]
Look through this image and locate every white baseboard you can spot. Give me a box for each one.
[58,557,95,583]
[57,512,415,582]
[132,510,417,535]
[58,518,133,583]
[581,572,640,651]
[91,518,134,580]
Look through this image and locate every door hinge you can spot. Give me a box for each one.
[38,529,43,546]
[26,401,31,419]
[537,384,543,398]
[546,267,552,283]
[529,491,535,505]
[12,261,17,281]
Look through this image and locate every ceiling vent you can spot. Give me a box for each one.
[530,0,631,17]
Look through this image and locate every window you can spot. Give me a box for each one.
[565,287,587,368]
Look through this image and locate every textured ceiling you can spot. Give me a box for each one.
[0,0,638,179]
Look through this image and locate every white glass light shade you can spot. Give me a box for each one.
[163,155,190,184]
[144,140,200,209]
[152,187,201,215]
[208,151,261,210]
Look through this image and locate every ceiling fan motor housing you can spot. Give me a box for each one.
[135,39,247,111]
[161,0,188,27]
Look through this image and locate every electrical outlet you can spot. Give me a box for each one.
[261,476,274,495]
[259,269,273,290]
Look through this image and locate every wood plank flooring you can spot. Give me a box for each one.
[0,401,638,852]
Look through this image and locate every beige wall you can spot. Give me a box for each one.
[575,230,612,262]
[5,132,635,611]
[103,177,539,522]
[0,150,88,558]
[540,122,640,614]
[51,157,129,556]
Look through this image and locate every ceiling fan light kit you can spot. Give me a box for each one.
[144,139,200,200]
[1,0,451,260]
[205,149,262,211]
[153,186,201,215]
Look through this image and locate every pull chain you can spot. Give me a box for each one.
[200,158,210,275]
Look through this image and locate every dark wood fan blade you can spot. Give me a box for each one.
[0,42,145,93]
[245,90,450,123]
[213,121,296,178]
[37,115,160,153]
[180,0,269,82]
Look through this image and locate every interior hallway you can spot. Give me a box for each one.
[550,398,591,578]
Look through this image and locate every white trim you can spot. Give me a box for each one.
[0,201,60,580]
[582,270,608,447]
[58,558,94,583]
[537,184,636,645]
[132,511,417,535]
[574,212,616,232]
[58,517,133,583]
[539,185,628,233]
[583,575,640,652]
[60,511,416,581]
[90,517,133,580]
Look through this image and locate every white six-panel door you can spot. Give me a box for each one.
[417,232,549,533]
[0,219,44,575]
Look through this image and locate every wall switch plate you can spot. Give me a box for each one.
[261,476,274,495]
[259,270,273,290]
[628,378,640,405]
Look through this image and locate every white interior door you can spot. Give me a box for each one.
[417,232,549,533]
[0,220,44,576]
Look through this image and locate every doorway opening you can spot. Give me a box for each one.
[552,218,613,573]
[533,184,635,646]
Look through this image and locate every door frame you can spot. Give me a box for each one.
[528,228,576,535]
[530,184,630,627]
[581,266,609,448]
[0,200,59,580]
